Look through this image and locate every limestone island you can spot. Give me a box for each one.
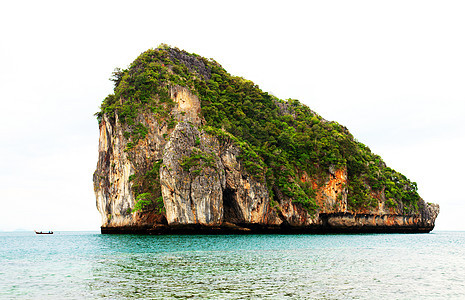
[94,45,439,234]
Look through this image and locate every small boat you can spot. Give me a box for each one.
[34,230,53,234]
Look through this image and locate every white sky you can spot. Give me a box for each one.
[0,0,463,231]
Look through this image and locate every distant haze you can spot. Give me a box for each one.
[0,0,463,231]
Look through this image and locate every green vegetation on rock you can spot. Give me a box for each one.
[98,44,421,214]
[180,148,217,176]
[130,159,164,213]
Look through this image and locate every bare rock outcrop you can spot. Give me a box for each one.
[160,122,225,225]
[94,46,439,234]
[220,140,280,226]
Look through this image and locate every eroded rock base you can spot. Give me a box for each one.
[101,213,435,234]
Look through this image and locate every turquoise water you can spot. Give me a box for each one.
[1,232,464,299]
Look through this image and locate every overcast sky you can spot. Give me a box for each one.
[1,0,463,231]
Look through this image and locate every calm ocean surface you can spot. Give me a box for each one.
[0,231,464,299]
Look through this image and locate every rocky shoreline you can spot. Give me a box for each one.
[101,225,434,235]
[101,212,438,234]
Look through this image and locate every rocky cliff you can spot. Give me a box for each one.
[93,45,439,234]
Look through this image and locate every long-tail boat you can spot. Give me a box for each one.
[34,230,53,234]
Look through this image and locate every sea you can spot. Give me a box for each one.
[0,231,464,299]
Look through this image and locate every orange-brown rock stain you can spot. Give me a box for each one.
[135,211,166,225]
[305,168,347,213]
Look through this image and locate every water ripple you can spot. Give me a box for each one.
[1,232,464,299]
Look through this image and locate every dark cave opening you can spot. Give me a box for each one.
[223,188,242,223]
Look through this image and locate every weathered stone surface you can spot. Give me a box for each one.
[160,122,225,225]
[93,114,136,227]
[94,110,170,228]
[220,141,281,226]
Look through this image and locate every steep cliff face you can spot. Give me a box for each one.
[160,122,225,225]
[94,46,439,234]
